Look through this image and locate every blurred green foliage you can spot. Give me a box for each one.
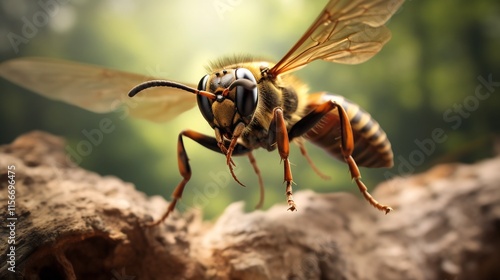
[1,0,499,219]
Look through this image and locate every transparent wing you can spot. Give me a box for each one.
[0,57,196,123]
[269,0,404,76]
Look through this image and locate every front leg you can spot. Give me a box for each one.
[223,123,247,187]
[269,108,297,211]
[146,129,252,227]
[145,131,192,227]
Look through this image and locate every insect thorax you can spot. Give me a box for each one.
[205,57,309,150]
[242,72,309,150]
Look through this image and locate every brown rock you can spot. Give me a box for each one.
[0,131,499,279]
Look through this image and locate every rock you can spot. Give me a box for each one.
[1,131,499,279]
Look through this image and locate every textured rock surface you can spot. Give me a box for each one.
[0,131,499,279]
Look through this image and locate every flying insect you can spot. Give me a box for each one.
[0,0,403,226]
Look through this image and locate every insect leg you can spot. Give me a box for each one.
[269,108,297,212]
[247,152,265,209]
[224,123,247,187]
[296,138,331,180]
[146,129,252,227]
[288,101,393,214]
[190,128,266,208]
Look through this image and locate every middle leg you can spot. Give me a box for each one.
[288,101,393,214]
[268,107,296,211]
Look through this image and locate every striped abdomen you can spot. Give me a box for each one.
[303,93,393,168]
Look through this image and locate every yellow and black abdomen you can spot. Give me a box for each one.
[303,92,393,168]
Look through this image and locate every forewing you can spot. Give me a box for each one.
[269,0,403,76]
[0,57,196,123]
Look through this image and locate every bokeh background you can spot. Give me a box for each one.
[1,0,499,219]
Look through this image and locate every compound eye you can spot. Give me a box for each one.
[234,68,258,120]
[197,74,209,91]
[196,74,214,123]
